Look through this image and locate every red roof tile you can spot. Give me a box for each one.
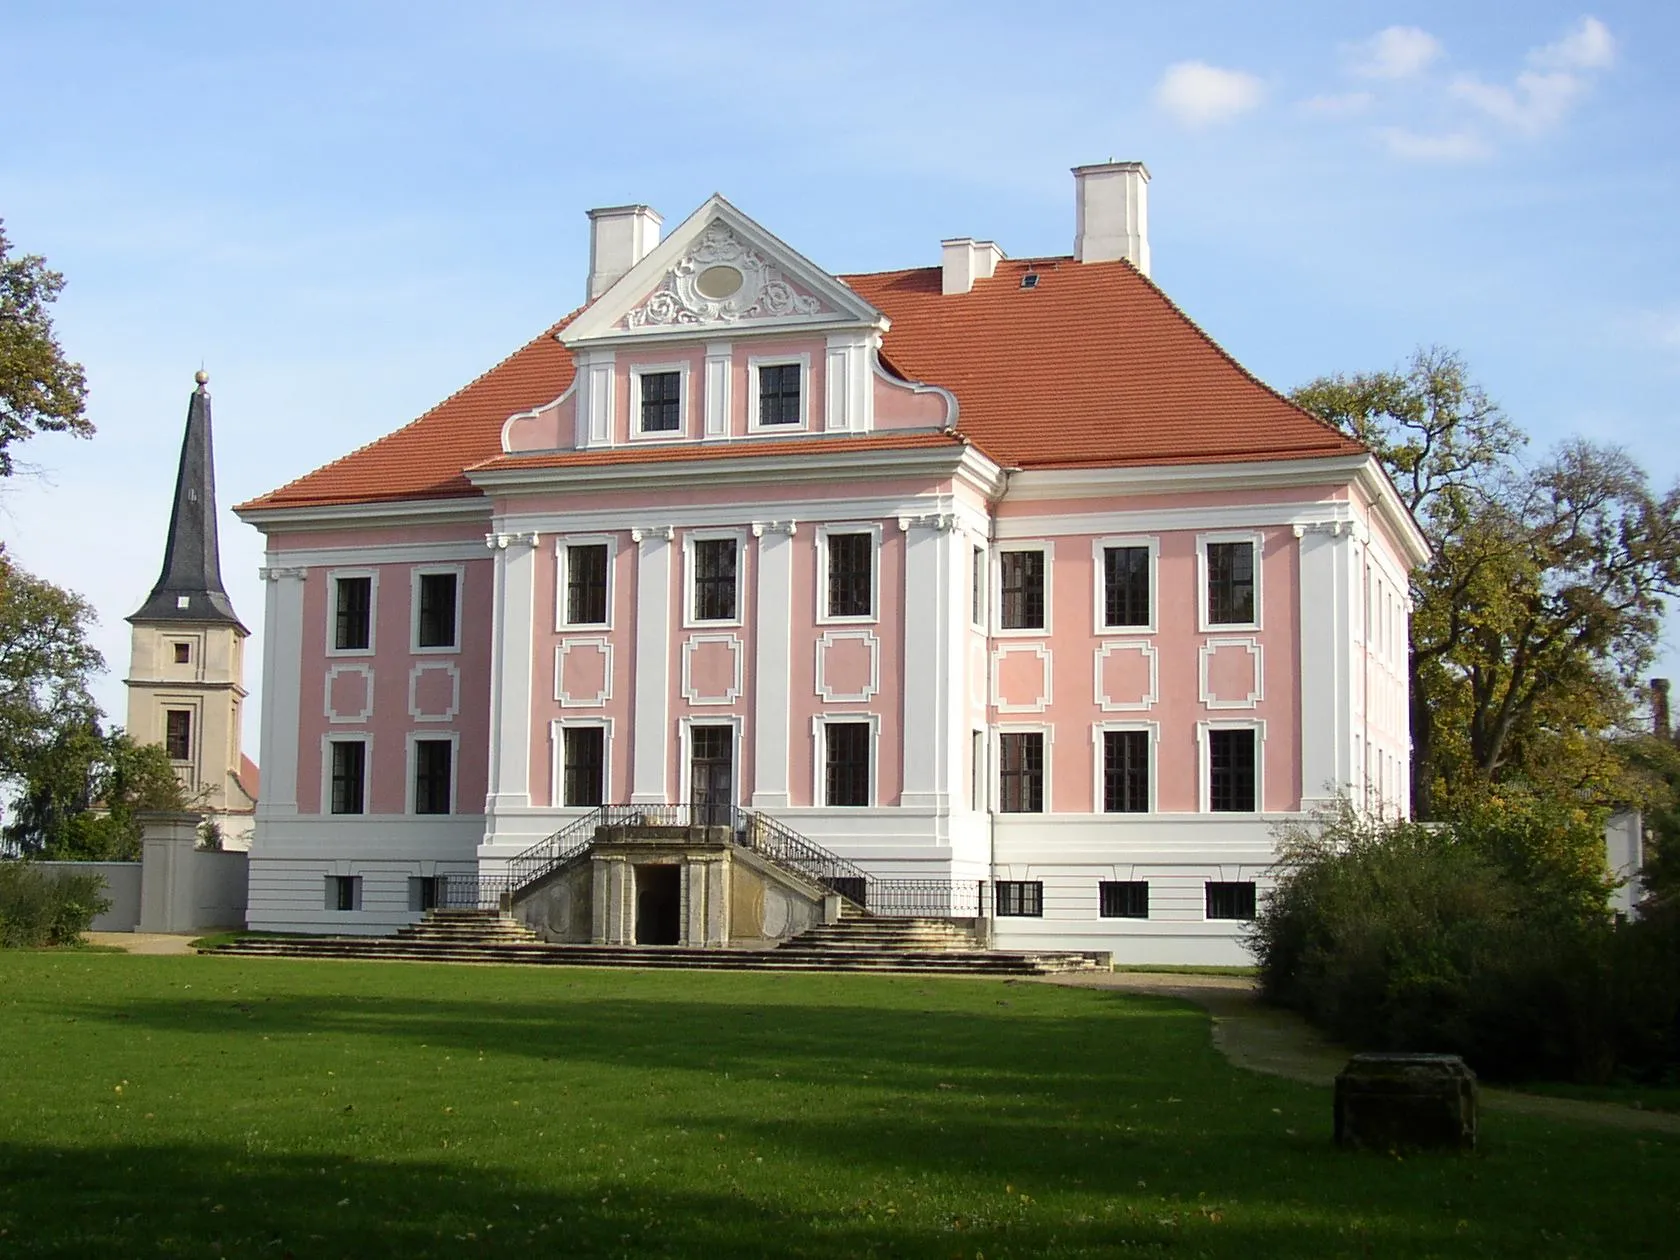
[239,258,1360,512]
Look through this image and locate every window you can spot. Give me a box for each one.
[826,533,872,618]
[566,543,609,625]
[1206,540,1256,626]
[173,642,191,664]
[330,740,367,815]
[413,739,452,814]
[1099,881,1149,919]
[563,727,605,807]
[416,572,458,649]
[1103,545,1150,628]
[693,538,738,622]
[1000,550,1045,630]
[164,710,192,761]
[1206,881,1257,921]
[757,363,802,426]
[998,732,1044,813]
[327,875,362,912]
[1103,730,1149,813]
[409,876,443,912]
[824,722,871,807]
[996,881,1043,917]
[1208,728,1257,812]
[971,546,985,626]
[970,730,985,812]
[639,370,682,433]
[334,576,372,651]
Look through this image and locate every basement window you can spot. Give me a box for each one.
[995,880,1043,917]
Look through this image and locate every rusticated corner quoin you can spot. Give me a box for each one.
[1333,1053,1479,1153]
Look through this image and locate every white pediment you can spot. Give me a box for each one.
[560,196,886,347]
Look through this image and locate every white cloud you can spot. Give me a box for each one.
[1529,16,1616,71]
[1154,61,1265,128]
[1451,69,1587,135]
[1349,26,1443,80]
[1378,127,1490,163]
[1300,91,1373,116]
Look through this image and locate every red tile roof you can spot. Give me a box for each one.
[238,258,1360,512]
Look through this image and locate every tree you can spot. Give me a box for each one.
[2,723,188,860]
[0,221,90,477]
[1293,349,1680,816]
[0,548,102,780]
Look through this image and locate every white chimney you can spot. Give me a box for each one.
[1072,162,1150,277]
[941,237,1006,295]
[586,204,663,300]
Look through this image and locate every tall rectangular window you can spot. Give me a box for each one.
[563,727,605,807]
[1099,881,1150,919]
[998,732,1044,813]
[330,740,367,815]
[1206,541,1256,625]
[639,371,682,433]
[413,739,452,814]
[566,544,609,625]
[1206,881,1257,920]
[1208,728,1257,812]
[824,722,870,807]
[693,538,737,621]
[826,533,872,618]
[971,730,985,812]
[1103,545,1150,627]
[164,710,192,761]
[417,572,457,648]
[334,576,372,650]
[1103,730,1149,813]
[1000,551,1045,630]
[995,881,1043,917]
[971,546,985,627]
[758,363,802,425]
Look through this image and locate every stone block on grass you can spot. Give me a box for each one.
[1334,1053,1478,1152]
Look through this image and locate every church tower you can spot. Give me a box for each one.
[125,371,258,847]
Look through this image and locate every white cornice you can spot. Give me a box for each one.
[1352,457,1432,569]
[236,497,490,533]
[1001,454,1375,499]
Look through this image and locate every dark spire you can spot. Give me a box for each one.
[129,372,247,632]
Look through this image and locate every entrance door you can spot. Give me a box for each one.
[690,725,734,828]
[634,865,682,945]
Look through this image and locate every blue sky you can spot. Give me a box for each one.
[2,1,1677,753]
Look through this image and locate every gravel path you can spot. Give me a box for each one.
[1051,970,1680,1135]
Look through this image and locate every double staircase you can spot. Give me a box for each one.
[209,906,1103,975]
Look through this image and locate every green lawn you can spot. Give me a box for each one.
[0,955,1674,1258]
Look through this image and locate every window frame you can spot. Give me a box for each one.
[326,874,363,912]
[970,543,987,628]
[411,565,463,654]
[812,715,879,808]
[557,536,617,630]
[746,353,812,433]
[815,523,881,625]
[1092,721,1157,814]
[995,880,1044,917]
[628,362,692,441]
[683,529,747,629]
[1198,719,1264,814]
[164,708,193,762]
[326,568,377,656]
[324,735,371,816]
[552,718,612,809]
[1092,536,1158,635]
[677,715,744,808]
[1099,880,1150,919]
[407,733,458,816]
[994,542,1052,636]
[172,641,192,665]
[1197,531,1263,632]
[995,725,1049,814]
[1205,880,1258,921]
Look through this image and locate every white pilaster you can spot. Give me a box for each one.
[752,522,795,807]
[631,527,673,803]
[1296,524,1354,809]
[577,350,616,448]
[255,565,307,823]
[703,342,731,439]
[486,532,540,819]
[899,514,957,814]
[823,333,874,433]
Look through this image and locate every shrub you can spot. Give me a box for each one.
[0,862,111,948]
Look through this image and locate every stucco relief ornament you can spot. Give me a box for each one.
[625,222,823,327]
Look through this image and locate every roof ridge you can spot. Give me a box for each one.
[235,304,588,511]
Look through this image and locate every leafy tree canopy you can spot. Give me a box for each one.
[0,221,90,477]
[3,723,188,861]
[0,548,102,779]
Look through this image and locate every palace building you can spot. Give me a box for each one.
[235,163,1426,963]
